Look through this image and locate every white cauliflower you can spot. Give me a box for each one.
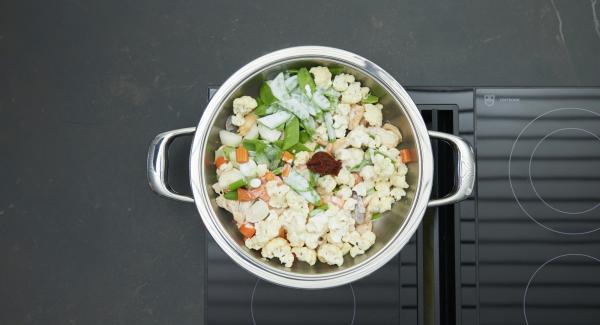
[333,113,349,138]
[231,114,246,127]
[317,243,344,266]
[397,162,409,176]
[233,96,258,116]
[341,82,363,104]
[360,87,370,97]
[313,125,328,144]
[212,182,222,194]
[218,168,244,189]
[246,199,270,223]
[261,238,294,267]
[286,190,309,212]
[292,247,317,266]
[391,175,409,188]
[245,213,281,250]
[368,195,394,213]
[335,148,364,168]
[353,179,373,196]
[336,103,351,116]
[343,197,357,211]
[375,181,391,197]
[332,74,355,92]
[368,127,400,148]
[349,231,376,257]
[336,186,353,199]
[309,66,332,89]
[372,154,395,179]
[317,175,337,194]
[266,180,290,208]
[364,103,383,127]
[327,210,354,244]
[359,165,376,180]
[340,242,352,256]
[390,187,407,200]
[347,126,375,148]
[294,151,311,166]
[335,168,355,187]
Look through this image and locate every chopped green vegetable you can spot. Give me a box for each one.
[290,143,311,153]
[254,152,269,165]
[323,112,336,142]
[307,171,318,187]
[282,117,300,150]
[299,130,311,143]
[361,93,379,104]
[276,123,286,131]
[297,67,316,93]
[367,188,376,195]
[350,159,372,172]
[298,189,321,205]
[284,169,310,192]
[371,212,382,220]
[286,69,299,75]
[228,179,247,191]
[260,82,276,105]
[222,146,235,160]
[258,111,292,129]
[243,139,267,153]
[254,104,276,117]
[272,166,282,175]
[224,191,238,200]
[328,66,344,75]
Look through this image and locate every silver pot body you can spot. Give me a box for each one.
[147,46,475,289]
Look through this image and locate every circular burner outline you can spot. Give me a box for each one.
[508,107,600,235]
[528,127,600,215]
[523,253,600,325]
[250,279,357,325]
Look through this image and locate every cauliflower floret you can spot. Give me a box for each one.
[294,151,311,166]
[332,74,356,92]
[375,181,391,197]
[261,238,294,267]
[233,96,258,116]
[390,175,409,188]
[317,243,344,266]
[341,82,363,104]
[340,242,352,255]
[256,164,268,177]
[347,126,375,148]
[266,180,290,208]
[292,247,317,266]
[364,103,383,127]
[317,175,337,194]
[349,231,377,257]
[397,162,408,176]
[305,211,330,235]
[245,213,281,250]
[343,197,357,211]
[368,195,394,213]
[353,179,373,196]
[327,210,354,243]
[335,148,364,168]
[368,127,400,148]
[212,182,222,194]
[336,103,351,116]
[390,187,407,200]
[218,168,244,189]
[336,185,353,199]
[360,87,370,97]
[372,154,395,179]
[313,125,328,144]
[335,168,355,187]
[333,113,349,138]
[286,190,308,212]
[309,66,332,89]
[246,199,270,223]
[359,165,376,180]
[231,114,246,127]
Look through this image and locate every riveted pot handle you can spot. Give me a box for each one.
[427,131,476,207]
[147,127,196,203]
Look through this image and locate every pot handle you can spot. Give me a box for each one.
[427,131,476,207]
[147,127,196,203]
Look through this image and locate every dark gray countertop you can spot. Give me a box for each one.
[1,0,599,324]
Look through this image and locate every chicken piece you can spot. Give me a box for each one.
[348,104,365,130]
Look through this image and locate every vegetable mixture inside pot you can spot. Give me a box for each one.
[212,66,412,267]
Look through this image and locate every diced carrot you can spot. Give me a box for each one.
[281,164,291,177]
[264,171,275,182]
[237,188,254,201]
[236,146,249,163]
[400,148,417,164]
[239,223,256,238]
[215,156,228,169]
[282,151,294,163]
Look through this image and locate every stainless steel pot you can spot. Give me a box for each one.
[147,46,475,289]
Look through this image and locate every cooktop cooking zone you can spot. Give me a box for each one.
[189,87,600,325]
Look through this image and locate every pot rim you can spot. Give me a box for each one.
[189,46,433,289]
